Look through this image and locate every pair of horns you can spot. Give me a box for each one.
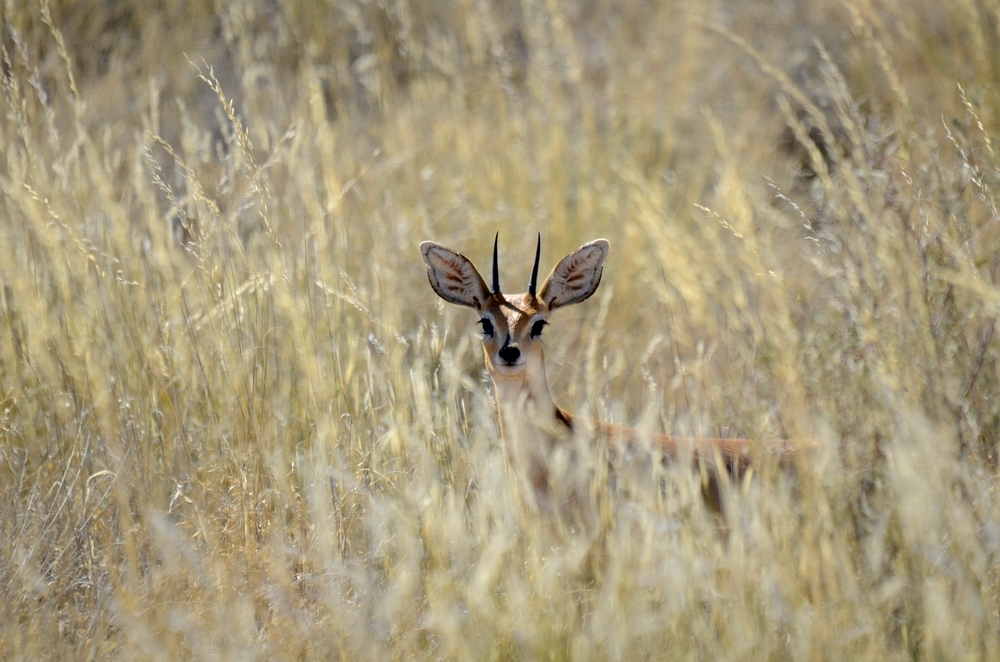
[492,233,541,297]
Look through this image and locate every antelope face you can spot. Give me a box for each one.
[477,292,549,381]
[420,234,610,388]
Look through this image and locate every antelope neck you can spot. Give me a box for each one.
[489,356,563,436]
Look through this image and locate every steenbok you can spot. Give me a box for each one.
[420,235,809,519]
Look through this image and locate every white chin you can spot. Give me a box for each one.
[492,363,525,375]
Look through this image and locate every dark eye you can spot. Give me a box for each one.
[530,320,547,338]
[479,318,495,337]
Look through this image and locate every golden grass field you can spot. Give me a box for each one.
[2,0,1000,658]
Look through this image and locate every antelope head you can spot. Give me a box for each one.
[419,234,609,420]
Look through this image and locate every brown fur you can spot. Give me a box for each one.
[556,409,811,470]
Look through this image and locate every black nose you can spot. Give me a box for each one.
[498,345,520,364]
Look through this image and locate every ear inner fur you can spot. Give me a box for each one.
[420,242,491,309]
[538,239,609,310]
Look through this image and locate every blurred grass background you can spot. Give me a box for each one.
[1,0,1000,658]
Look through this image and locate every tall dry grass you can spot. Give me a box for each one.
[1,0,999,658]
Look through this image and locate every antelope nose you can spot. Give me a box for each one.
[498,345,520,364]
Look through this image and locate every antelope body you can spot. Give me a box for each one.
[420,236,805,516]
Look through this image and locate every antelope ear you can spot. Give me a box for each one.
[419,242,492,310]
[538,239,609,310]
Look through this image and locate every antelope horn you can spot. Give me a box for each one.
[528,233,541,297]
[492,232,500,295]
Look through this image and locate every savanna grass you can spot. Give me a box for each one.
[1,0,999,658]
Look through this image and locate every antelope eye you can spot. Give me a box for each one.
[530,320,547,338]
[479,318,495,337]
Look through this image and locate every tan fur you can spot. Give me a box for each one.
[420,238,812,520]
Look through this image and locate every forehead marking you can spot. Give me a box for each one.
[500,300,530,316]
[492,296,546,337]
